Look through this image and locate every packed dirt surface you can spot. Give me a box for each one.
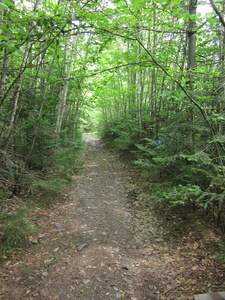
[0,133,225,299]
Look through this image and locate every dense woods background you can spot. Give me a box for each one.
[1,0,225,252]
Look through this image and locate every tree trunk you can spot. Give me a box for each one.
[3,43,31,151]
[187,0,197,151]
[218,0,225,133]
[187,0,197,89]
[56,39,76,133]
[3,0,41,150]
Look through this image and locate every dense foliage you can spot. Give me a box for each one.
[0,0,88,199]
[93,0,225,230]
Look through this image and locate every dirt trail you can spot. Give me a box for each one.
[0,134,224,300]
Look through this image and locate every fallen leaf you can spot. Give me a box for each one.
[25,290,31,295]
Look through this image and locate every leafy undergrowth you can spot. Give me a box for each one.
[0,141,84,256]
[0,188,70,257]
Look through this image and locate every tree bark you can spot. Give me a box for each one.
[218,0,225,133]
[186,0,197,152]
[3,0,41,151]
[56,38,76,133]
[187,0,197,90]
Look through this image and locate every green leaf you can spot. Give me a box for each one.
[0,2,8,9]
[0,34,9,41]
[23,268,30,274]
[0,26,12,33]
[3,0,15,5]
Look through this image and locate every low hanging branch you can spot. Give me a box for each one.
[134,37,209,123]
[95,28,213,131]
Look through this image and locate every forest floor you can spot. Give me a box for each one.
[0,133,225,300]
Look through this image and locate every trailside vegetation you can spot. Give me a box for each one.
[94,0,225,231]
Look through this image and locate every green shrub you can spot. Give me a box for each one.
[155,184,202,206]
[99,113,141,150]
[0,208,37,254]
[216,242,225,263]
[47,139,85,176]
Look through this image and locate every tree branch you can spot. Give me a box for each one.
[61,60,154,81]
[209,0,225,28]
[95,27,217,137]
